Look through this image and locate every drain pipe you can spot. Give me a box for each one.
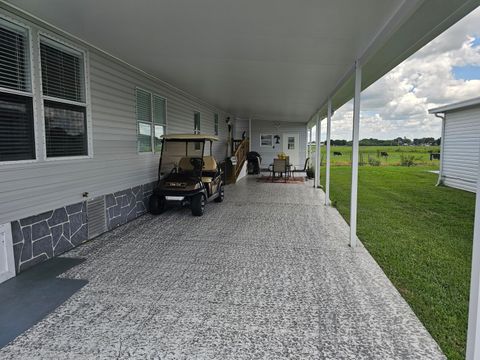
[434,113,446,186]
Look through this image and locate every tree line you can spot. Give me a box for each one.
[312,137,441,146]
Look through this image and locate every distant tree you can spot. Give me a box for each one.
[403,136,412,145]
[332,139,347,146]
[325,136,438,146]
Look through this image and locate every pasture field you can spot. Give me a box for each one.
[320,165,474,360]
[308,145,440,166]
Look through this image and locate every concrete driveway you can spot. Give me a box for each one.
[0,177,445,359]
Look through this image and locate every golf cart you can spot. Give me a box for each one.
[149,134,224,216]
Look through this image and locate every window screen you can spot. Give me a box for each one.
[153,95,166,125]
[0,22,30,92]
[44,100,87,157]
[40,41,84,102]
[0,20,34,162]
[0,93,35,161]
[153,95,166,152]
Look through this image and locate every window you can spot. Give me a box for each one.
[153,94,166,152]
[0,19,35,162]
[40,37,87,157]
[194,112,200,134]
[135,88,166,153]
[214,113,219,135]
[288,136,295,150]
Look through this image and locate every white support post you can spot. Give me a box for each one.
[315,115,321,188]
[306,125,310,167]
[466,159,480,360]
[350,61,361,248]
[325,99,332,205]
[318,117,322,187]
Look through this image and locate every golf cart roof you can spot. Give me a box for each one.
[162,134,219,141]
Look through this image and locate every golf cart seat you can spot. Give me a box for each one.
[201,156,218,183]
[202,156,217,171]
[178,156,217,172]
[178,157,194,171]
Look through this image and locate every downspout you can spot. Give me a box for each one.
[434,113,446,186]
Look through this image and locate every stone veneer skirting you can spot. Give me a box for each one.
[105,182,154,231]
[10,181,156,274]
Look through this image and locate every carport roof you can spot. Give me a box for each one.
[3,0,479,125]
[429,96,480,114]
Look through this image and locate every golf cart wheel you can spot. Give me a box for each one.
[149,194,166,215]
[214,184,224,203]
[191,194,205,216]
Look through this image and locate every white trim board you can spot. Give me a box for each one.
[0,223,16,283]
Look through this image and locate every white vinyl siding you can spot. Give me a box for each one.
[442,108,480,193]
[0,9,230,225]
[234,118,249,139]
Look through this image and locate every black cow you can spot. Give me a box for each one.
[430,153,440,160]
[333,151,342,156]
[380,151,388,158]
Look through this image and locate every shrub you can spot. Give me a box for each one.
[368,156,381,166]
[400,154,417,167]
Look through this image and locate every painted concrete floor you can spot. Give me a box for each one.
[0,177,445,359]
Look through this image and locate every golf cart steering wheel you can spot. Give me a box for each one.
[189,157,204,171]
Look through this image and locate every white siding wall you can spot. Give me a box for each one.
[443,108,480,193]
[0,9,230,224]
[250,120,307,168]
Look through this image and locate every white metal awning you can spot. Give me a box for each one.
[2,0,479,124]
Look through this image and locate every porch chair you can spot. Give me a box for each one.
[292,157,310,178]
[270,159,287,182]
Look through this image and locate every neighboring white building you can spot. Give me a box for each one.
[430,97,480,193]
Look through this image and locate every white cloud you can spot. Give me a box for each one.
[327,7,480,141]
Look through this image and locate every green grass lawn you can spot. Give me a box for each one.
[320,165,475,360]
[309,145,440,166]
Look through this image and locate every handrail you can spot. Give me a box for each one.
[233,138,249,180]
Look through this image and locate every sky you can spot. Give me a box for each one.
[318,6,480,141]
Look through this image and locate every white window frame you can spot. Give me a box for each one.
[194,111,201,134]
[0,15,38,166]
[38,32,93,161]
[135,86,167,154]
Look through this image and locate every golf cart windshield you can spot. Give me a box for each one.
[159,140,205,177]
